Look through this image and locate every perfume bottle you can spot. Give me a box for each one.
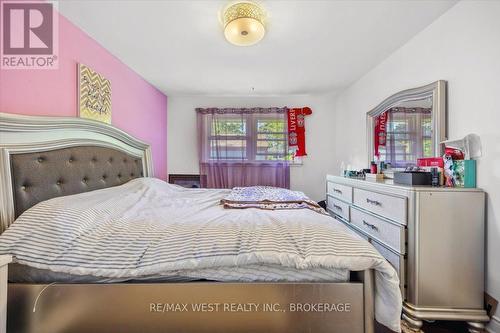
[431,167,439,187]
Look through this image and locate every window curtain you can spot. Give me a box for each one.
[381,107,432,168]
[197,107,290,189]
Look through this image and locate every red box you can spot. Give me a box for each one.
[417,157,444,168]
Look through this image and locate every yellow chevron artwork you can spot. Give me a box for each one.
[78,63,112,124]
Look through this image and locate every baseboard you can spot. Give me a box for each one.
[487,315,500,333]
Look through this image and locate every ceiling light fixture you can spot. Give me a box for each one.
[223,1,266,46]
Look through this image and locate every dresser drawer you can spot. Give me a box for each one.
[327,182,352,203]
[353,188,407,224]
[327,196,350,221]
[370,240,406,297]
[351,207,406,254]
[346,223,369,241]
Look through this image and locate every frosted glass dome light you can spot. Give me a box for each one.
[223,2,266,46]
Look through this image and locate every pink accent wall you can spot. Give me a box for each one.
[0,12,168,179]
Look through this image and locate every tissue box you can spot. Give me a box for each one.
[394,172,432,186]
[453,160,476,188]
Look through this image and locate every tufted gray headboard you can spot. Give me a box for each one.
[0,112,153,232]
[10,146,144,219]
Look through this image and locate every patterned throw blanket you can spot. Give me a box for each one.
[221,186,326,214]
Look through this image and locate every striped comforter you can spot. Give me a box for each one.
[0,178,401,332]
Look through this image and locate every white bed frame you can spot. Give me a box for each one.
[0,112,382,333]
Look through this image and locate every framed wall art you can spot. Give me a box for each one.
[78,63,112,124]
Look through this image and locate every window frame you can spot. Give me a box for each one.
[206,114,301,165]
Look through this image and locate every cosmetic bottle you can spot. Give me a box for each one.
[431,167,439,187]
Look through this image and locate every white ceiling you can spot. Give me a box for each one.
[59,0,456,96]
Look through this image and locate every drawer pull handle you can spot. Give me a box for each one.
[333,189,343,195]
[366,198,382,206]
[362,220,379,232]
[333,204,343,211]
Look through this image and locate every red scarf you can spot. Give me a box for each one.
[374,111,388,158]
[287,107,312,157]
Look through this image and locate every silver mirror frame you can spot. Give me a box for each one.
[366,80,447,166]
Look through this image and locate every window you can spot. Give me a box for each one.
[197,108,291,188]
[377,108,433,168]
[207,114,293,162]
[210,118,247,160]
[256,117,289,161]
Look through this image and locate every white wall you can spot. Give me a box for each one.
[167,93,336,201]
[333,1,500,330]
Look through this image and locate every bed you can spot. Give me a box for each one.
[0,112,402,333]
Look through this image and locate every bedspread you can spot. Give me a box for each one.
[0,178,402,331]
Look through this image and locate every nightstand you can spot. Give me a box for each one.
[0,255,11,333]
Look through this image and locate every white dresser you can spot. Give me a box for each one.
[326,175,489,332]
[0,255,11,333]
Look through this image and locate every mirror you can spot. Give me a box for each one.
[367,81,447,169]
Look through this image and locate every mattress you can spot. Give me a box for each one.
[9,263,349,283]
